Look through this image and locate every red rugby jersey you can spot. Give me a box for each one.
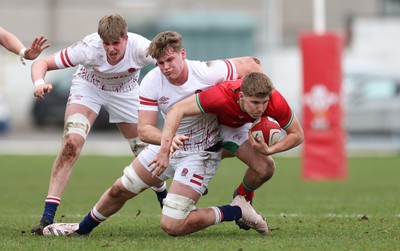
[197,78,293,129]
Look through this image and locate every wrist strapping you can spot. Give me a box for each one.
[34,79,46,87]
[19,48,27,65]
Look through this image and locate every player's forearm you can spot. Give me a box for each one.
[138,124,163,145]
[270,132,303,155]
[160,118,180,152]
[233,56,264,78]
[31,60,49,82]
[0,28,25,56]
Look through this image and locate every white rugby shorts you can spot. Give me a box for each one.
[138,144,222,195]
[220,123,252,154]
[68,76,139,123]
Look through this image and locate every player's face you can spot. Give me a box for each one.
[102,35,128,65]
[241,95,269,119]
[156,47,187,85]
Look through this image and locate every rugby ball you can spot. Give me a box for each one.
[250,116,281,146]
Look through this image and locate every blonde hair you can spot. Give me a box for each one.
[97,14,128,43]
[146,31,183,59]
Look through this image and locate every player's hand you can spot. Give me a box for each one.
[24,36,50,60]
[248,130,271,155]
[148,149,170,177]
[33,83,53,99]
[170,134,189,154]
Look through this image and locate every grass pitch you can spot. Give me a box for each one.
[0,154,399,250]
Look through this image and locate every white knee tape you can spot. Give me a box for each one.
[162,193,196,219]
[120,165,149,194]
[64,113,90,139]
[127,137,148,157]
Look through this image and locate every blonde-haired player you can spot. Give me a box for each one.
[30,14,166,235]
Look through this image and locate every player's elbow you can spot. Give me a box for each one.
[237,56,264,76]
[295,130,304,146]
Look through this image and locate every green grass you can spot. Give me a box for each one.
[0,154,399,250]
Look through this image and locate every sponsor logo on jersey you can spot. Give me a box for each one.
[159,96,169,105]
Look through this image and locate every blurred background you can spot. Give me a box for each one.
[0,0,399,155]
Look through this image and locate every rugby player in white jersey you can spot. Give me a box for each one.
[42,31,269,236]
[30,14,167,235]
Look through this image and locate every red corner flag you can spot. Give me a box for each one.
[299,32,347,180]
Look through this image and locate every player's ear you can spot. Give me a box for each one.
[181,48,186,59]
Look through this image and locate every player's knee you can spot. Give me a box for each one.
[60,135,81,160]
[261,157,276,181]
[109,180,125,198]
[250,157,275,181]
[161,193,196,236]
[64,113,90,140]
[120,165,150,194]
[160,220,179,236]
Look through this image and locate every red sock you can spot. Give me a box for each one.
[237,183,255,202]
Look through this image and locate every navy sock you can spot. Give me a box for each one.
[155,189,168,208]
[41,203,58,224]
[75,212,101,235]
[218,205,242,222]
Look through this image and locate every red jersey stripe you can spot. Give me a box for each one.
[224,59,233,80]
[193,173,204,180]
[190,179,202,186]
[60,49,71,68]
[64,48,75,67]
[140,101,158,106]
[139,96,157,103]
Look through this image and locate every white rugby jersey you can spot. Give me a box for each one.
[53,32,155,92]
[139,59,237,151]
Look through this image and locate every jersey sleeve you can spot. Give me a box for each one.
[139,69,160,112]
[266,90,294,129]
[196,85,226,114]
[129,33,156,67]
[53,33,98,69]
[194,59,238,85]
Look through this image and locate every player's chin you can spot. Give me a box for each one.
[251,114,262,119]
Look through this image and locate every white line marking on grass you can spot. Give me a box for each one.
[264,213,399,218]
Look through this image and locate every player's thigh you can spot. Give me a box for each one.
[65,103,98,126]
[220,124,251,154]
[130,157,164,187]
[235,140,274,168]
[116,122,138,139]
[137,145,175,182]
[68,77,103,119]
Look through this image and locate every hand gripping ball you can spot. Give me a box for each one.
[250,116,281,146]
